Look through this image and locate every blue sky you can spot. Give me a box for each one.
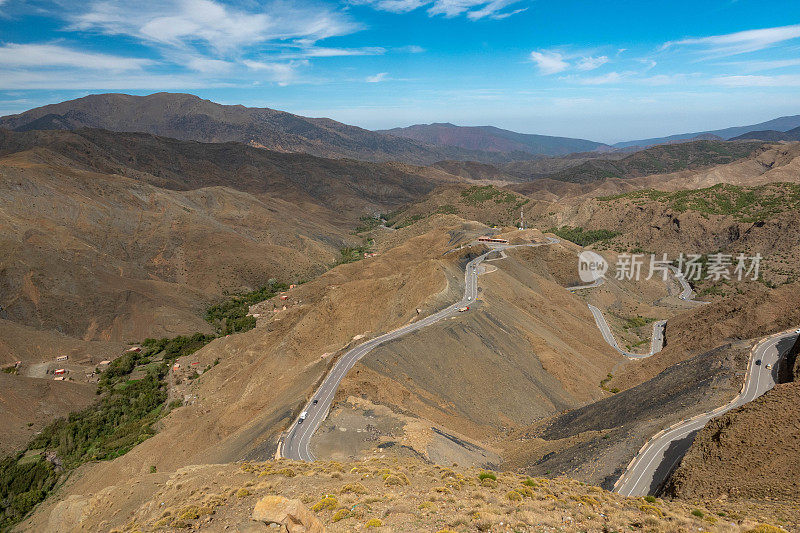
[1,0,799,143]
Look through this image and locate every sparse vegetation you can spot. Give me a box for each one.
[337,239,375,264]
[353,214,382,234]
[478,471,496,481]
[204,279,289,335]
[623,316,656,330]
[547,226,620,246]
[460,185,518,206]
[599,182,800,223]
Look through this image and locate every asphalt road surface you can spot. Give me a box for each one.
[281,238,559,461]
[587,304,667,359]
[615,329,799,497]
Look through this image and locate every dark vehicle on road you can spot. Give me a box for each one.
[312,399,318,405]
[755,359,761,365]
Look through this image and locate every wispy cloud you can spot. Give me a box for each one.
[355,0,427,13]
[0,70,231,90]
[243,59,310,86]
[0,43,152,70]
[530,49,609,75]
[395,45,425,53]
[0,0,372,88]
[355,0,527,20]
[366,72,389,82]
[716,58,800,73]
[529,50,569,74]
[711,74,800,87]
[69,0,362,55]
[287,46,386,58]
[576,55,609,71]
[662,24,800,59]
[578,71,627,85]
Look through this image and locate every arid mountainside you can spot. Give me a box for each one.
[731,125,800,142]
[0,373,96,458]
[322,239,622,460]
[23,458,796,533]
[378,122,607,156]
[0,93,511,165]
[612,113,800,148]
[0,128,454,212]
[0,127,469,342]
[0,319,126,452]
[664,380,800,503]
[507,140,767,184]
[510,141,800,200]
[662,331,800,503]
[14,217,498,525]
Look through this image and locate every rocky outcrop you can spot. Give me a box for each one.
[252,496,324,533]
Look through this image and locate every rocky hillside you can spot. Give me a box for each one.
[22,458,795,532]
[665,380,800,503]
[0,93,512,165]
[378,122,607,156]
[0,127,469,341]
[730,126,800,142]
[613,113,800,148]
[508,140,767,184]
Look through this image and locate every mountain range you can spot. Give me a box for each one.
[377,122,608,156]
[3,93,800,165]
[614,114,800,148]
[730,125,800,142]
[0,92,511,165]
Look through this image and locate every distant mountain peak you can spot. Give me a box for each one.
[377,122,607,157]
[0,92,524,166]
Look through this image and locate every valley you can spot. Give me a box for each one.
[1,93,800,532]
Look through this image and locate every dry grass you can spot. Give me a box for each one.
[43,458,798,532]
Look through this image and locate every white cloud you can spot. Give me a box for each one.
[355,0,526,20]
[356,0,427,13]
[575,55,609,71]
[662,24,800,58]
[710,74,800,87]
[293,46,385,58]
[529,50,568,75]
[395,45,425,53]
[366,72,389,82]
[184,57,234,73]
[243,59,309,86]
[531,48,615,75]
[578,71,625,85]
[0,43,152,70]
[718,58,800,73]
[70,0,361,55]
[0,70,229,90]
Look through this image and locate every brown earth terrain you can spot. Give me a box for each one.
[17,216,498,524]
[2,112,800,531]
[305,240,705,476]
[665,380,800,503]
[0,319,129,453]
[23,457,797,532]
[0,127,471,342]
[0,374,96,457]
[660,326,800,506]
[0,93,512,165]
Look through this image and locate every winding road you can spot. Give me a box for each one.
[281,232,787,499]
[281,237,559,461]
[615,328,799,496]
